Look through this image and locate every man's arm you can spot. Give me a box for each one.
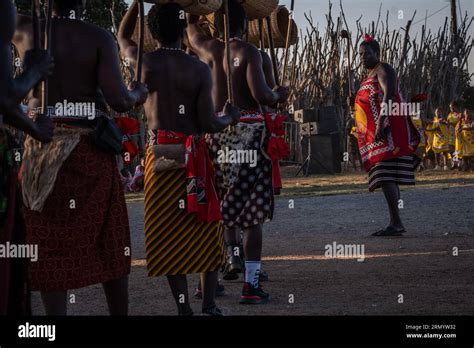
[247,46,287,106]
[0,0,53,142]
[98,29,148,112]
[261,51,276,88]
[2,102,53,143]
[375,63,397,141]
[9,49,54,104]
[117,0,139,70]
[197,65,240,133]
[0,0,16,98]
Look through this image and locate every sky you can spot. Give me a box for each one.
[127,0,473,83]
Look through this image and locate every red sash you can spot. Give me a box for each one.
[156,130,222,223]
[264,113,290,191]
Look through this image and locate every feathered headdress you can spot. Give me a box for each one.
[364,34,375,42]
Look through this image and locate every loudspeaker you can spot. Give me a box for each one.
[300,122,318,136]
[296,107,340,134]
[301,134,342,174]
[294,109,318,123]
[316,106,339,134]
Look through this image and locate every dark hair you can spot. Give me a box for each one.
[360,40,381,56]
[147,3,187,44]
[53,0,83,14]
[214,0,247,38]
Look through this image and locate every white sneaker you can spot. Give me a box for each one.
[443,166,449,171]
[434,165,440,170]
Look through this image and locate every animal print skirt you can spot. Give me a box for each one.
[206,113,274,229]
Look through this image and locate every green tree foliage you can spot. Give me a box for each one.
[14,0,128,32]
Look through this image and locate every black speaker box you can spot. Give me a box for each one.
[301,134,342,174]
[316,106,339,134]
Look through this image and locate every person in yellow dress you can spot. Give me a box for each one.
[456,108,474,171]
[411,111,427,171]
[424,115,436,168]
[425,108,450,170]
[447,101,462,169]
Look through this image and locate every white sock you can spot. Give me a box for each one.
[245,261,261,288]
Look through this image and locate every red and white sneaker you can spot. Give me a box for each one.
[239,282,270,304]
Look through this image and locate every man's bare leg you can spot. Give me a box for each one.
[382,182,404,230]
[222,227,243,280]
[167,275,193,315]
[240,224,269,304]
[102,276,129,316]
[243,225,262,261]
[200,271,223,315]
[40,291,67,316]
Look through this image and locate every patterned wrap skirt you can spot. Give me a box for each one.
[206,114,274,229]
[144,147,225,276]
[368,155,420,192]
[23,135,131,292]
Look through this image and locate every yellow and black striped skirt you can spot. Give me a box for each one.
[144,148,224,276]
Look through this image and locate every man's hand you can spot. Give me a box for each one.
[222,100,241,125]
[24,49,55,79]
[31,114,54,143]
[273,86,289,104]
[374,124,385,142]
[129,81,149,106]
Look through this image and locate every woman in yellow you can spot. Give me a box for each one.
[425,108,450,170]
[456,109,474,171]
[411,114,426,170]
[447,101,462,168]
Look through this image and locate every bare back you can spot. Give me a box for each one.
[13,17,136,113]
[197,39,268,111]
[143,50,210,134]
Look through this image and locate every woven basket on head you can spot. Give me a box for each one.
[237,0,279,20]
[247,6,298,48]
[132,16,157,53]
[144,0,222,15]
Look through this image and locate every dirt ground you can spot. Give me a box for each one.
[31,170,474,316]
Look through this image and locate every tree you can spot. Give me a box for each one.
[14,0,128,32]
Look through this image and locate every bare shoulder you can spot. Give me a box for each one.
[243,42,261,60]
[379,62,396,77]
[193,56,212,78]
[81,22,116,46]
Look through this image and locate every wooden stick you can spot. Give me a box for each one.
[32,0,41,111]
[223,0,234,104]
[136,0,145,83]
[258,18,264,50]
[41,0,53,116]
[32,0,41,50]
[282,0,295,85]
[265,16,280,86]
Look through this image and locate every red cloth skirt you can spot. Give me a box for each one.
[23,135,131,292]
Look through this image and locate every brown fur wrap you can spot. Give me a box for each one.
[21,127,93,212]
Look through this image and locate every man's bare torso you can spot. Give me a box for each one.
[13,17,124,112]
[198,39,262,111]
[143,49,208,134]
